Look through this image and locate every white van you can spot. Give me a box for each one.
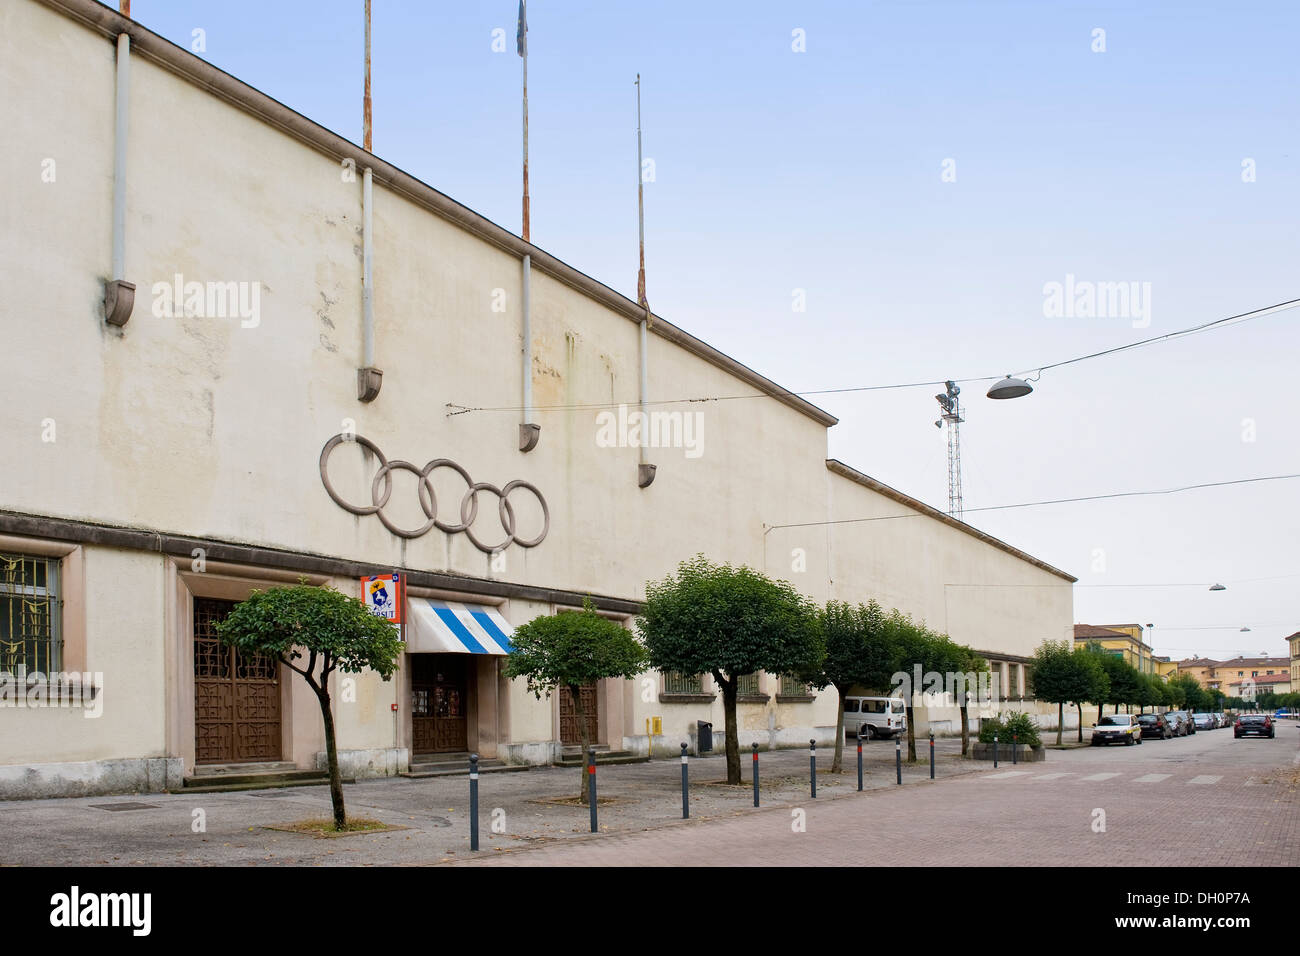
[843,696,907,739]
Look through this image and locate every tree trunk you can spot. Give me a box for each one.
[719,675,741,785]
[1076,702,1083,743]
[570,684,592,804]
[1056,701,1063,746]
[317,686,345,830]
[831,683,844,773]
[905,705,917,762]
[960,702,970,756]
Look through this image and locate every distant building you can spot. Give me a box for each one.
[1074,624,1155,674]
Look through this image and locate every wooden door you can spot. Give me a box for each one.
[559,682,600,746]
[412,654,468,754]
[194,597,282,764]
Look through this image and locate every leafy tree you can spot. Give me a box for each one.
[216,583,403,829]
[1030,640,1106,745]
[1089,650,1142,718]
[954,648,991,755]
[814,599,896,772]
[639,556,823,784]
[505,599,647,802]
[890,616,968,762]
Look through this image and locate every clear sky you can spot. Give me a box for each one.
[131,0,1299,661]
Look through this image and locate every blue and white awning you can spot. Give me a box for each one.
[406,599,515,655]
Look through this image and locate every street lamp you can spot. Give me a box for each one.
[986,375,1034,400]
[1209,583,1227,591]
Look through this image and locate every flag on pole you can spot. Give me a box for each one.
[517,0,527,57]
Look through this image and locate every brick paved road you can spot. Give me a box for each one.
[450,724,1300,866]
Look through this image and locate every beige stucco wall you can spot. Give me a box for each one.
[1,0,1073,790]
[1,547,165,764]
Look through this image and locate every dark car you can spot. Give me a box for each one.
[1235,714,1274,739]
[1170,710,1197,735]
[1192,713,1215,731]
[1137,714,1173,740]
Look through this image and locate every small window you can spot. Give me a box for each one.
[663,672,703,695]
[843,699,859,713]
[779,674,808,697]
[0,552,62,675]
[736,672,761,697]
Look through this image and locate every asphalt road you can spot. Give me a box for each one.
[452,722,1300,866]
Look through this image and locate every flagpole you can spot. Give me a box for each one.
[635,74,647,313]
[520,0,530,242]
[363,0,372,151]
[635,74,655,488]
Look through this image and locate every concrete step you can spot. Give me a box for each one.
[400,759,526,779]
[191,761,297,777]
[178,771,355,794]
[556,750,648,767]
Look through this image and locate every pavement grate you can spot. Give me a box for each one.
[88,802,160,812]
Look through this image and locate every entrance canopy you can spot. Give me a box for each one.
[406,599,515,655]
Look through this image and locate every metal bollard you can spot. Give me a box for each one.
[895,735,902,785]
[752,743,760,807]
[469,753,479,851]
[681,743,690,819]
[929,731,935,779]
[1013,732,1018,765]
[588,750,597,833]
[809,739,817,798]
[857,736,863,791]
[994,733,999,768]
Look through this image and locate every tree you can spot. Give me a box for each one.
[1090,650,1142,718]
[954,648,991,756]
[216,583,403,829]
[1030,640,1107,746]
[505,599,647,802]
[1070,648,1109,742]
[814,599,896,772]
[889,615,968,762]
[639,556,823,785]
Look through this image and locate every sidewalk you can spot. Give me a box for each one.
[0,737,980,865]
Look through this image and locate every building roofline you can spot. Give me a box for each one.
[825,460,1077,582]
[38,0,838,429]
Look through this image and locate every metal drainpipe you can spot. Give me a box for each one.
[518,254,539,451]
[357,166,381,401]
[637,316,655,487]
[103,31,135,327]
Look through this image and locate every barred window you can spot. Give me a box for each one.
[736,672,761,697]
[0,553,62,675]
[663,671,703,695]
[779,674,809,697]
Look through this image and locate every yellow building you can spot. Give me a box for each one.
[1288,633,1300,688]
[1152,656,1178,682]
[1075,624,1156,674]
[1178,655,1291,695]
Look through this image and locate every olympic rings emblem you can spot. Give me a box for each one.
[319,434,549,552]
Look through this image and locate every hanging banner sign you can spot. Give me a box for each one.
[362,573,403,626]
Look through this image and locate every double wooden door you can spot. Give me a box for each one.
[412,654,468,754]
[559,682,600,746]
[193,597,282,764]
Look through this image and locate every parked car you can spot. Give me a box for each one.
[1192,713,1215,731]
[1091,714,1143,746]
[1137,714,1173,740]
[1213,712,1228,728]
[842,696,907,740]
[1164,711,1189,736]
[1235,714,1274,739]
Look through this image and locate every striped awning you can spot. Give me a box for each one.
[406,599,515,655]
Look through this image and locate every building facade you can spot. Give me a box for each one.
[1074,624,1155,674]
[0,0,1074,798]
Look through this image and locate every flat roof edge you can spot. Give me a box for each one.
[825,459,1078,583]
